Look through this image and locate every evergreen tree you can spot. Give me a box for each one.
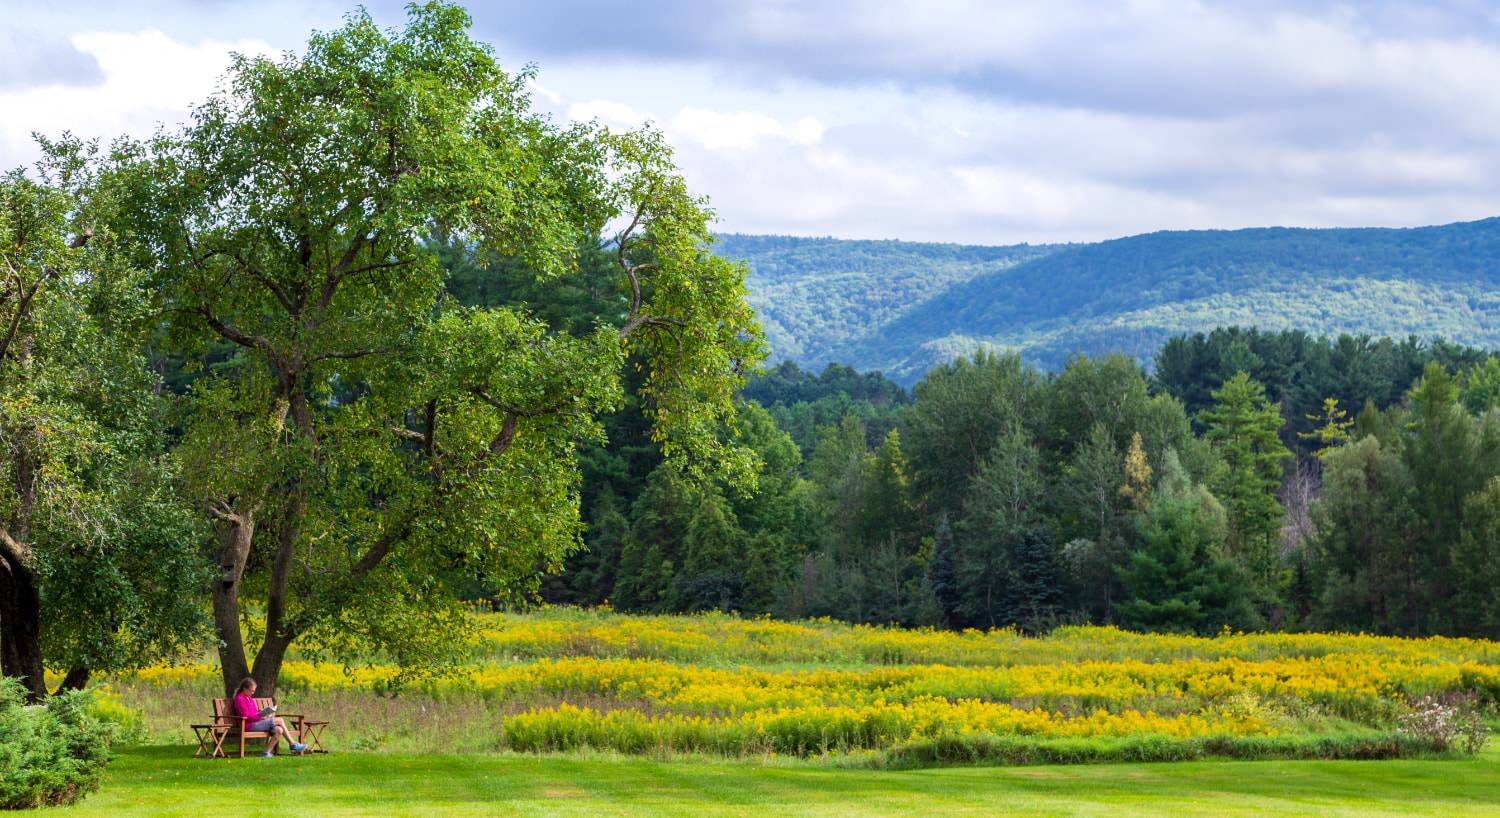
[673,496,745,612]
[1400,364,1500,633]
[856,429,920,561]
[1117,470,1255,634]
[1006,527,1065,633]
[1120,432,1153,512]
[729,403,817,613]
[1201,372,1291,598]
[613,468,695,611]
[807,414,869,553]
[1454,477,1500,639]
[1305,436,1418,633]
[559,489,629,605]
[925,516,961,628]
[1300,397,1354,455]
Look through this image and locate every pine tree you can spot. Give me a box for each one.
[1006,527,1064,633]
[857,429,919,551]
[1454,477,1500,638]
[564,489,629,605]
[613,468,695,611]
[926,516,961,628]
[1201,372,1291,595]
[1300,397,1354,455]
[672,496,745,612]
[808,413,869,554]
[1120,432,1153,511]
[1117,474,1255,634]
[1402,363,1495,634]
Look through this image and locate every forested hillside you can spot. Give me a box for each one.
[713,234,1052,369]
[719,219,1500,383]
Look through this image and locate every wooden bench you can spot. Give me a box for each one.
[199,696,309,758]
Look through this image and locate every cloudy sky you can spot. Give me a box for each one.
[5,1,1500,243]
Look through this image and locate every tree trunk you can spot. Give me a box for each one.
[252,371,311,700]
[1,413,45,702]
[251,630,294,698]
[54,666,90,694]
[253,487,302,700]
[212,513,256,696]
[0,557,47,702]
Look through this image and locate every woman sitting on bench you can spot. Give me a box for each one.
[234,677,307,757]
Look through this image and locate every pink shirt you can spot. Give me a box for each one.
[233,692,259,720]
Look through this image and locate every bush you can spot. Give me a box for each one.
[1397,692,1489,754]
[0,678,119,809]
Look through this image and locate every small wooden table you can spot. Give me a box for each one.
[191,723,232,759]
[297,719,330,754]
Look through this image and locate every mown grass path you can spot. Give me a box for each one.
[54,745,1500,816]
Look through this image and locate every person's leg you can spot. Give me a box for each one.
[253,718,278,757]
[276,717,306,752]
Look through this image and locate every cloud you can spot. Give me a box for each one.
[0,30,275,169]
[0,30,104,90]
[459,1,1500,120]
[669,109,823,152]
[565,99,648,129]
[5,2,1500,245]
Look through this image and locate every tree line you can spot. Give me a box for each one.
[550,330,1500,640]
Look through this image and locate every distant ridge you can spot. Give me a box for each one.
[715,218,1500,383]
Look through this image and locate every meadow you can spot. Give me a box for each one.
[106,608,1497,766]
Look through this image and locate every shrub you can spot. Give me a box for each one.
[0,678,119,809]
[1397,692,1489,754]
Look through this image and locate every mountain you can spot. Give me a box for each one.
[716,218,1500,384]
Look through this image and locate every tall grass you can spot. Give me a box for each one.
[106,607,1499,765]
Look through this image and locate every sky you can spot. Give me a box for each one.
[5,1,1500,244]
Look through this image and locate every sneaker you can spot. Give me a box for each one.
[261,751,275,758]
[290,742,307,753]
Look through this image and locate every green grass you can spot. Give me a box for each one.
[53,745,1500,817]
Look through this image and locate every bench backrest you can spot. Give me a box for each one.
[212,696,276,727]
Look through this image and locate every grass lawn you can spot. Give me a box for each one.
[53,745,1500,817]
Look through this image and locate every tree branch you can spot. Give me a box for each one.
[0,527,32,568]
[0,262,58,365]
[225,250,297,314]
[190,306,274,352]
[307,347,383,363]
[318,232,370,309]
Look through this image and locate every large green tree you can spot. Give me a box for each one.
[904,351,1043,517]
[110,4,760,694]
[0,143,205,700]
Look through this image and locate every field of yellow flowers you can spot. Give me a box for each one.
[117,608,1499,765]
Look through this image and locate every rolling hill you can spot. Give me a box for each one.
[715,218,1500,384]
